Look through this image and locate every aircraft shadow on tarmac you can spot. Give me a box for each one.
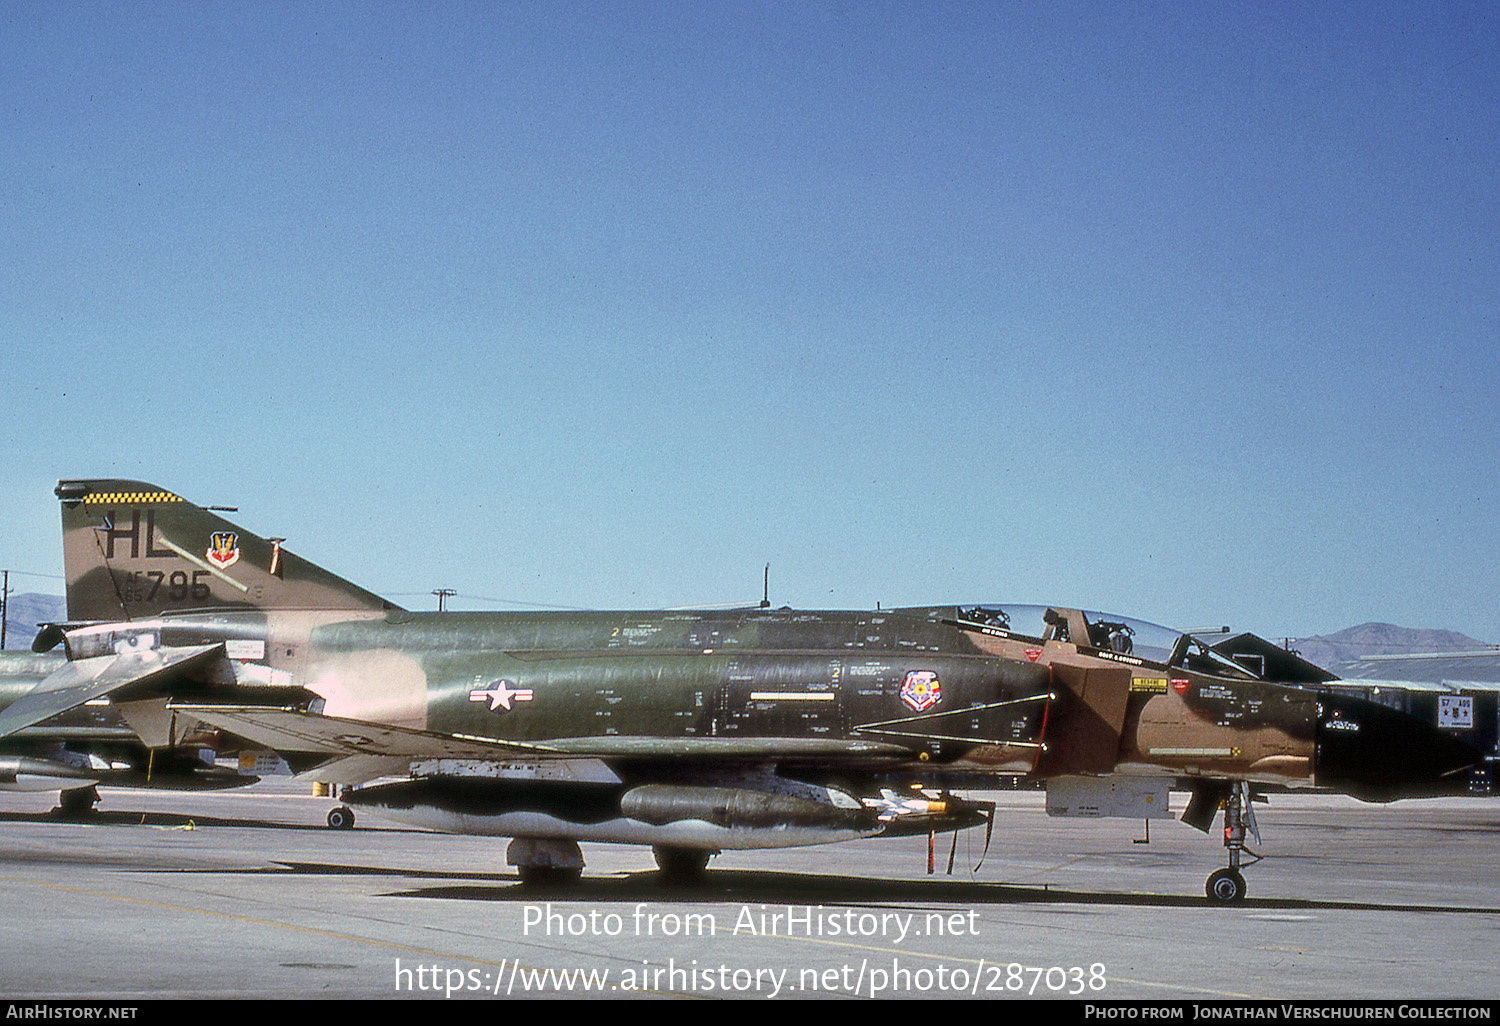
[7,808,1497,915]
[239,860,1498,915]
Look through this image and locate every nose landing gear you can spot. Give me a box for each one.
[1205,781,1260,903]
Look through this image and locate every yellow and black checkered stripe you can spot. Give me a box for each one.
[82,491,184,505]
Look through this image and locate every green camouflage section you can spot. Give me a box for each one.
[56,479,397,622]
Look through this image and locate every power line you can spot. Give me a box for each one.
[0,568,65,580]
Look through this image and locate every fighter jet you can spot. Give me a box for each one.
[0,649,252,813]
[3,479,1480,901]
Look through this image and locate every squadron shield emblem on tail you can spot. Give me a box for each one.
[207,531,240,569]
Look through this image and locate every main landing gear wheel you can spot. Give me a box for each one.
[327,805,355,830]
[54,785,100,820]
[653,846,713,882]
[508,838,585,887]
[517,865,584,886]
[1206,868,1247,903]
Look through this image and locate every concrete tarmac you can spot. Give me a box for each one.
[1,778,1497,1000]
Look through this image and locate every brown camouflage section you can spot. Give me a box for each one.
[956,609,1319,785]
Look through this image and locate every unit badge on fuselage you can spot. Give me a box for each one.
[899,670,942,712]
[469,679,535,713]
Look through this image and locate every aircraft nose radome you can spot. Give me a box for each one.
[1314,692,1485,801]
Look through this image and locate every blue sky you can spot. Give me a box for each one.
[3,2,1497,642]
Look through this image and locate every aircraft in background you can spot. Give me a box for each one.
[0,649,250,812]
[0,479,1480,901]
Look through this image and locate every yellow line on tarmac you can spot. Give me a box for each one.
[726,918,1259,1000]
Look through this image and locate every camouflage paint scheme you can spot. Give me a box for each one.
[5,479,1479,893]
[49,483,1300,782]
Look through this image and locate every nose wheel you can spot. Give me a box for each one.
[1206,867,1246,902]
[1205,782,1259,903]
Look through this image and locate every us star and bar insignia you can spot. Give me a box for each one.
[469,679,535,713]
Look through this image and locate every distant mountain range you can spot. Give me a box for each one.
[1288,623,1496,675]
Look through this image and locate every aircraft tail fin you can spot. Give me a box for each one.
[56,479,399,621]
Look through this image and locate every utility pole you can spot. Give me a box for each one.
[1,570,8,650]
[433,588,455,613]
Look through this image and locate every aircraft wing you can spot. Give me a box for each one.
[0,644,224,740]
[6,725,141,742]
[174,705,562,762]
[176,705,913,765]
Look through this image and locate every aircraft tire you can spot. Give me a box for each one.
[327,805,356,830]
[653,845,713,882]
[1206,868,1247,903]
[517,865,583,887]
[54,785,100,820]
